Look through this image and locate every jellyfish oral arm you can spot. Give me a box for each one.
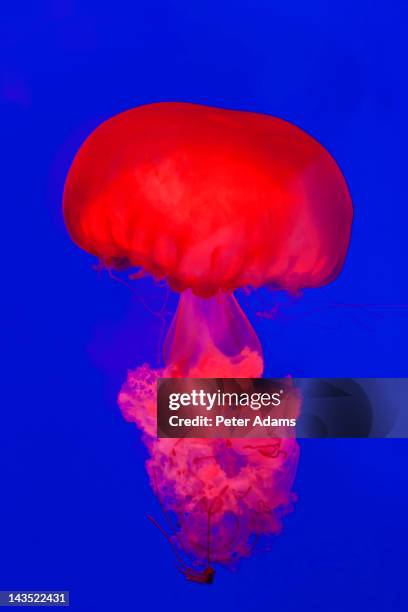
[163,290,264,378]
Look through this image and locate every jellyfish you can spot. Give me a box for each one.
[63,102,352,581]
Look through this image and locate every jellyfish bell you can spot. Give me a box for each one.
[63,102,353,375]
[63,102,352,295]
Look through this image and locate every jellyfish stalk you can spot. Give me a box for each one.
[164,290,264,377]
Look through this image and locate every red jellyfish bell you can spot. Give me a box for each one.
[63,102,352,376]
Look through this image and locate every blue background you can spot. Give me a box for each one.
[1,1,407,610]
